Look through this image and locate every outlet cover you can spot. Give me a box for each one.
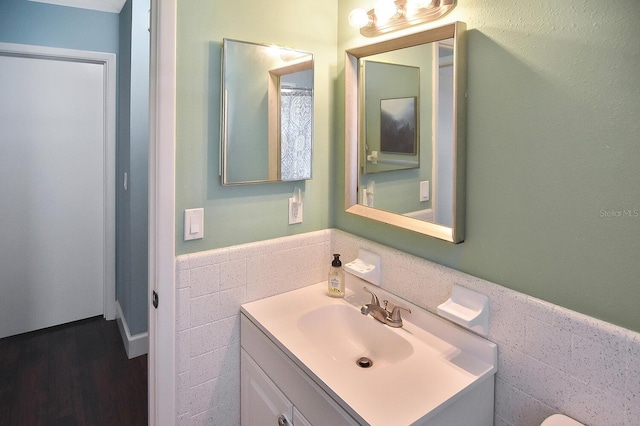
[288,198,303,224]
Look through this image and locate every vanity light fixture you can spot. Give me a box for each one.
[374,0,400,24]
[349,0,456,37]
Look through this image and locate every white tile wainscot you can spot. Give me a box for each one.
[175,230,331,425]
[175,229,640,426]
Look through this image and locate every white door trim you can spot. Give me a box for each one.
[0,42,116,322]
[148,0,177,424]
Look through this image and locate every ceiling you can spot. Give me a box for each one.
[28,0,126,13]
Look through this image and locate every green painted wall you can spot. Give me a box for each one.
[175,0,337,255]
[177,0,640,332]
[336,0,640,332]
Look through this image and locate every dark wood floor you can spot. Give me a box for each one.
[0,316,147,426]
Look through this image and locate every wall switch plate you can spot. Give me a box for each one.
[420,180,430,202]
[184,208,204,241]
[288,198,303,224]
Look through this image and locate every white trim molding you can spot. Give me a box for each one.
[148,0,177,424]
[28,0,126,14]
[115,301,149,359]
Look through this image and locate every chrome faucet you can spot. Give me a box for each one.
[360,287,411,328]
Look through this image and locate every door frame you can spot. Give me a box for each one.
[0,42,117,322]
[148,0,177,424]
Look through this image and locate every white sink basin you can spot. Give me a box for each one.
[241,281,497,425]
[297,304,413,367]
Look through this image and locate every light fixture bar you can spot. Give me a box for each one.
[357,0,456,37]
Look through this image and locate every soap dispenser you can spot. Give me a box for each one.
[328,254,345,298]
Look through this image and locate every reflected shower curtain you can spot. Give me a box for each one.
[280,88,312,180]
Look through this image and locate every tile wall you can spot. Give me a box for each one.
[175,229,640,426]
[175,230,332,425]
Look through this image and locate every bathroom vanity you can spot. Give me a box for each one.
[241,315,359,426]
[240,282,497,425]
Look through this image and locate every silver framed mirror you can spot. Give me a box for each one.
[221,39,314,185]
[345,22,466,243]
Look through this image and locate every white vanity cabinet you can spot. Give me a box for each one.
[292,408,312,426]
[240,314,360,426]
[241,350,309,426]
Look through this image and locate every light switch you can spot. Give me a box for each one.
[420,180,430,202]
[184,208,204,241]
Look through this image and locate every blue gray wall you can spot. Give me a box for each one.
[0,0,118,53]
[118,0,149,336]
[127,0,149,336]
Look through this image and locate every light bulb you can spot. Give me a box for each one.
[374,0,398,24]
[408,0,432,8]
[406,0,433,16]
[348,8,370,28]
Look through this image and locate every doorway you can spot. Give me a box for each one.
[0,43,116,339]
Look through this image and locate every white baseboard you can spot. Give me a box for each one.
[115,301,149,359]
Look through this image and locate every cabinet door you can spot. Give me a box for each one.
[241,350,293,426]
[293,407,312,426]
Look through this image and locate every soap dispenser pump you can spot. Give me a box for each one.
[328,254,345,298]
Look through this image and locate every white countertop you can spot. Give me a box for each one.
[241,281,497,425]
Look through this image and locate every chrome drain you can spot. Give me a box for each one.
[356,357,373,368]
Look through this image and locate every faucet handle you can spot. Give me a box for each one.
[387,305,412,327]
[363,286,380,307]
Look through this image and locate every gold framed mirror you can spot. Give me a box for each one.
[345,22,466,243]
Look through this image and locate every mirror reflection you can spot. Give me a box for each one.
[345,22,466,243]
[362,46,426,175]
[221,39,314,185]
[360,40,453,226]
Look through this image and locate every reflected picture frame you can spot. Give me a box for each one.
[380,96,417,155]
